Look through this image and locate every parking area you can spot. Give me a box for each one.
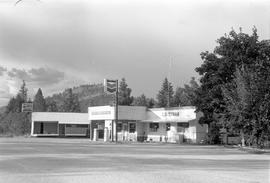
[0,137,269,183]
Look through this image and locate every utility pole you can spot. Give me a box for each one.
[167,58,173,107]
[115,80,118,143]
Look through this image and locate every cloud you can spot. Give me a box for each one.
[7,68,29,79]
[0,66,66,106]
[0,79,13,106]
[28,67,65,85]
[0,66,7,76]
[6,67,65,86]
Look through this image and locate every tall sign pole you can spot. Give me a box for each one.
[167,58,173,107]
[104,79,118,142]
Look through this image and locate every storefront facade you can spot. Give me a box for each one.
[31,112,89,137]
[31,106,208,143]
[88,105,208,143]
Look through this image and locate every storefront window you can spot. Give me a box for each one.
[117,123,122,132]
[177,122,189,132]
[129,123,136,133]
[149,123,159,132]
[123,123,128,131]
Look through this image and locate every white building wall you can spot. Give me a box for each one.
[169,123,178,143]
[32,112,89,123]
[31,112,89,136]
[146,122,168,142]
[136,122,145,137]
[118,106,147,120]
[104,120,112,129]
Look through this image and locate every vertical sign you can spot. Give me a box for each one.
[104,79,117,93]
[104,79,118,142]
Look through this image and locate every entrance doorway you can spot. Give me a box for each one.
[59,124,65,137]
[91,120,105,141]
[98,129,104,139]
[122,123,128,141]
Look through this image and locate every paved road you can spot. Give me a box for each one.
[0,137,269,183]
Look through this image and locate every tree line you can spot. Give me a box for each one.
[116,77,198,108]
[0,76,197,136]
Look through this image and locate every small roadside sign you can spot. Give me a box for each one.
[22,103,33,112]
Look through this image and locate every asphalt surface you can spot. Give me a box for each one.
[0,137,269,183]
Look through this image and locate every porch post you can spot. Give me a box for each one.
[89,120,92,140]
[31,121,34,136]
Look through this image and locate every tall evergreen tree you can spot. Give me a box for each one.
[62,88,80,112]
[1,81,31,135]
[174,77,199,106]
[19,80,28,102]
[174,87,190,106]
[118,78,133,105]
[157,77,174,107]
[33,88,46,112]
[5,94,24,113]
[5,97,16,113]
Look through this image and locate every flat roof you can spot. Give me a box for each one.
[32,106,198,123]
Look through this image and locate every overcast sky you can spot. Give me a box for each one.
[0,0,269,106]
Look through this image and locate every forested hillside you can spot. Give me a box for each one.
[46,83,115,113]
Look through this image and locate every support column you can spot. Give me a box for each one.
[31,121,34,136]
[104,128,109,142]
[89,121,92,140]
[93,128,98,141]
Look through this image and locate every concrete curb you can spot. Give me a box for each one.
[239,146,270,154]
[224,144,270,154]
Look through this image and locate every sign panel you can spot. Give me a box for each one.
[148,108,196,122]
[88,106,115,120]
[22,103,33,112]
[104,79,117,93]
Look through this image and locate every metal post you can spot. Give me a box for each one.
[111,120,114,142]
[29,112,33,136]
[89,121,92,140]
[115,80,119,142]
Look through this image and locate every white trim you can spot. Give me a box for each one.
[34,134,59,136]
[65,134,87,136]
[31,120,34,136]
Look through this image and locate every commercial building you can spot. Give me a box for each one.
[31,105,208,143]
[31,112,89,137]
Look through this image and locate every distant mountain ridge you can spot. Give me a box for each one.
[46,83,115,112]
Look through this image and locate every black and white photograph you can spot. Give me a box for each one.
[0,0,269,183]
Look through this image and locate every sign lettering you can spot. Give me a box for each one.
[91,111,111,115]
[162,111,179,117]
